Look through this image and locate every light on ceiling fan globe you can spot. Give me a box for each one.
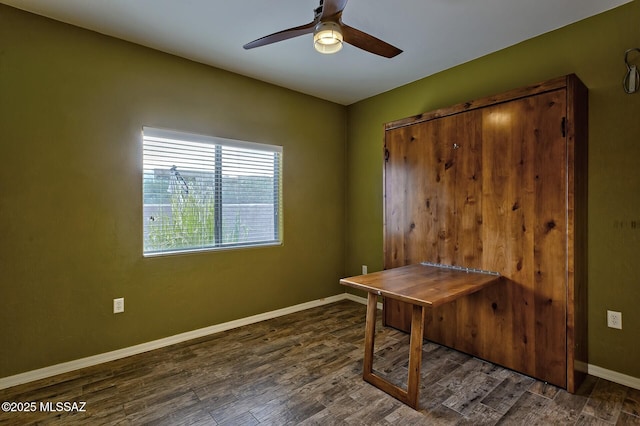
[313,22,343,54]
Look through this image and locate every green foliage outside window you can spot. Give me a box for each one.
[145,190,216,252]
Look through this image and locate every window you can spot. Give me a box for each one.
[142,127,282,256]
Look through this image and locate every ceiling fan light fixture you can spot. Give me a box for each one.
[313,21,343,54]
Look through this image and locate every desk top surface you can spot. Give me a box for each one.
[340,264,501,308]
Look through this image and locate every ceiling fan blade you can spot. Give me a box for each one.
[320,0,349,19]
[243,21,317,50]
[341,24,403,58]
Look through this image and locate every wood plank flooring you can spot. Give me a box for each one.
[1,300,639,425]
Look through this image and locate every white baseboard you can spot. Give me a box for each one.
[343,292,383,310]
[588,364,640,390]
[0,293,350,390]
[3,293,637,393]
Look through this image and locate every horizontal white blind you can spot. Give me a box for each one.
[143,127,282,256]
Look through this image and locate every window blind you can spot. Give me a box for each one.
[142,127,282,256]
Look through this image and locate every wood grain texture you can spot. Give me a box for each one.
[385,76,569,131]
[383,75,588,390]
[341,264,500,308]
[0,301,633,425]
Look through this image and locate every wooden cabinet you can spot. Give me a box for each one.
[383,75,588,391]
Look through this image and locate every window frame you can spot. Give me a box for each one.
[142,127,283,257]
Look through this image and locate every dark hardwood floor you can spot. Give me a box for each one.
[1,300,639,425]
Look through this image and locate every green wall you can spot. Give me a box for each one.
[0,5,346,377]
[346,1,640,378]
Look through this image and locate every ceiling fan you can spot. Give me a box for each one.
[243,0,402,58]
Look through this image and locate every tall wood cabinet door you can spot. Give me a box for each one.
[384,111,483,328]
[384,88,570,388]
[479,89,568,386]
[384,111,483,268]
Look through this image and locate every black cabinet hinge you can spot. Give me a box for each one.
[561,117,567,138]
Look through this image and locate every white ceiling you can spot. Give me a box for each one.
[2,0,631,105]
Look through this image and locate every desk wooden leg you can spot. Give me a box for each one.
[407,304,426,408]
[362,293,426,410]
[363,292,378,378]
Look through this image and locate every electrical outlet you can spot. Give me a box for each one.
[607,310,622,329]
[362,265,368,275]
[113,298,124,314]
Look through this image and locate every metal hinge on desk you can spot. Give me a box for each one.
[420,261,500,276]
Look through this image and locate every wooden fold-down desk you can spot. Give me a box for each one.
[340,263,500,410]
